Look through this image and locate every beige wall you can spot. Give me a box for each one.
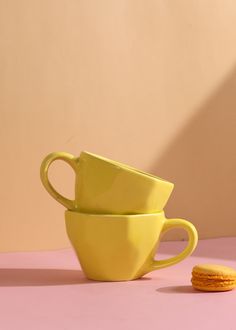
[0,0,236,251]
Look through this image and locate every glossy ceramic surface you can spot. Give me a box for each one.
[65,211,198,281]
[40,151,174,213]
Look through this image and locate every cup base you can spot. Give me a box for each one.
[84,274,144,282]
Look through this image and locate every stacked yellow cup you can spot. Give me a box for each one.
[40,151,198,281]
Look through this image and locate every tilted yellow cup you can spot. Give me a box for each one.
[40,151,174,214]
[65,211,198,281]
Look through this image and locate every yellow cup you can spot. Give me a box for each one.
[65,210,198,281]
[40,151,174,214]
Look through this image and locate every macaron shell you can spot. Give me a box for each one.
[192,264,236,277]
[192,271,236,281]
[192,279,236,292]
[192,283,236,292]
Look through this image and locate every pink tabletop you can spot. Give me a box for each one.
[0,237,235,330]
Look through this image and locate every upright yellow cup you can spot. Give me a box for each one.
[65,211,198,281]
[40,151,174,214]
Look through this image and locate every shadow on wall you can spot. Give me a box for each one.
[158,237,236,260]
[151,69,236,240]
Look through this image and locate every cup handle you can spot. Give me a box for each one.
[149,218,198,271]
[40,152,78,210]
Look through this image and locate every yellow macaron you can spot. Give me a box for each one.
[191,264,236,292]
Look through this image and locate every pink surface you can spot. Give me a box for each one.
[0,238,236,330]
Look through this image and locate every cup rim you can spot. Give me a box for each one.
[65,210,165,218]
[81,151,174,186]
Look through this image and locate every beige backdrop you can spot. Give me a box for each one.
[0,0,236,251]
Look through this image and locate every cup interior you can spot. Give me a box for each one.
[83,151,173,184]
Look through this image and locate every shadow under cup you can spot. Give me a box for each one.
[65,210,198,282]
